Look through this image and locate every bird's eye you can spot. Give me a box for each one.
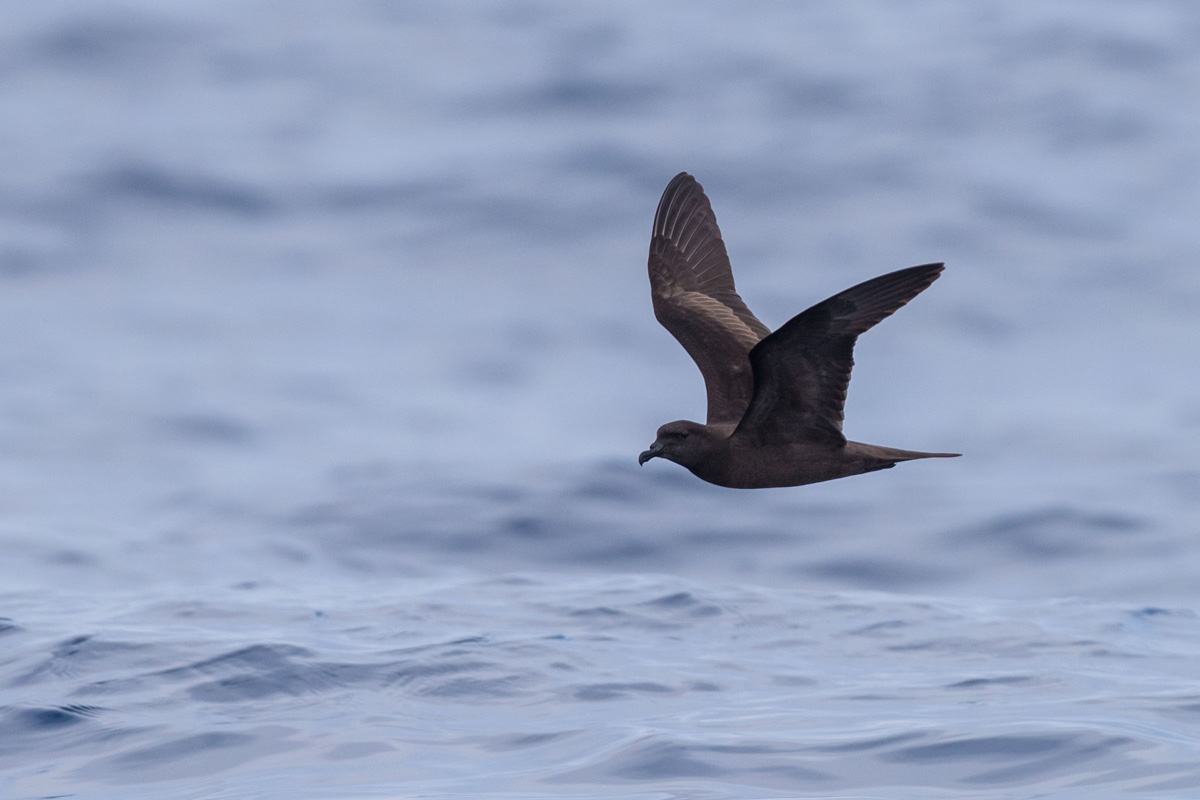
[680,430,689,438]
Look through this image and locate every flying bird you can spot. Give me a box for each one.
[638,172,958,488]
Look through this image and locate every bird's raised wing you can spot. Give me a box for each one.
[648,172,771,427]
[731,263,944,447]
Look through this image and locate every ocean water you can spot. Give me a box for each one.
[3,1,1200,797]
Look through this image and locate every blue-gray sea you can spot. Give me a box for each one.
[4,2,1200,798]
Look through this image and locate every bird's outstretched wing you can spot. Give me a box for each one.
[648,172,771,427]
[731,263,944,447]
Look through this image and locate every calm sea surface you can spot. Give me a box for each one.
[3,2,1200,797]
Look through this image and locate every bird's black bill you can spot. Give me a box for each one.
[638,443,664,465]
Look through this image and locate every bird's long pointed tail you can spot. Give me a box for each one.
[867,445,961,461]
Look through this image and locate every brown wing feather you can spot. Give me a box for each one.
[732,263,944,447]
[649,173,770,426]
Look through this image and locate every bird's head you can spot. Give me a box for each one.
[638,420,719,469]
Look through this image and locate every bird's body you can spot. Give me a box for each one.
[638,172,958,488]
[648,431,953,489]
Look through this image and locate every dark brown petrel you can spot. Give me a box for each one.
[638,172,959,488]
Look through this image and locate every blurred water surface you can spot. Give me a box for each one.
[3,2,1200,797]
